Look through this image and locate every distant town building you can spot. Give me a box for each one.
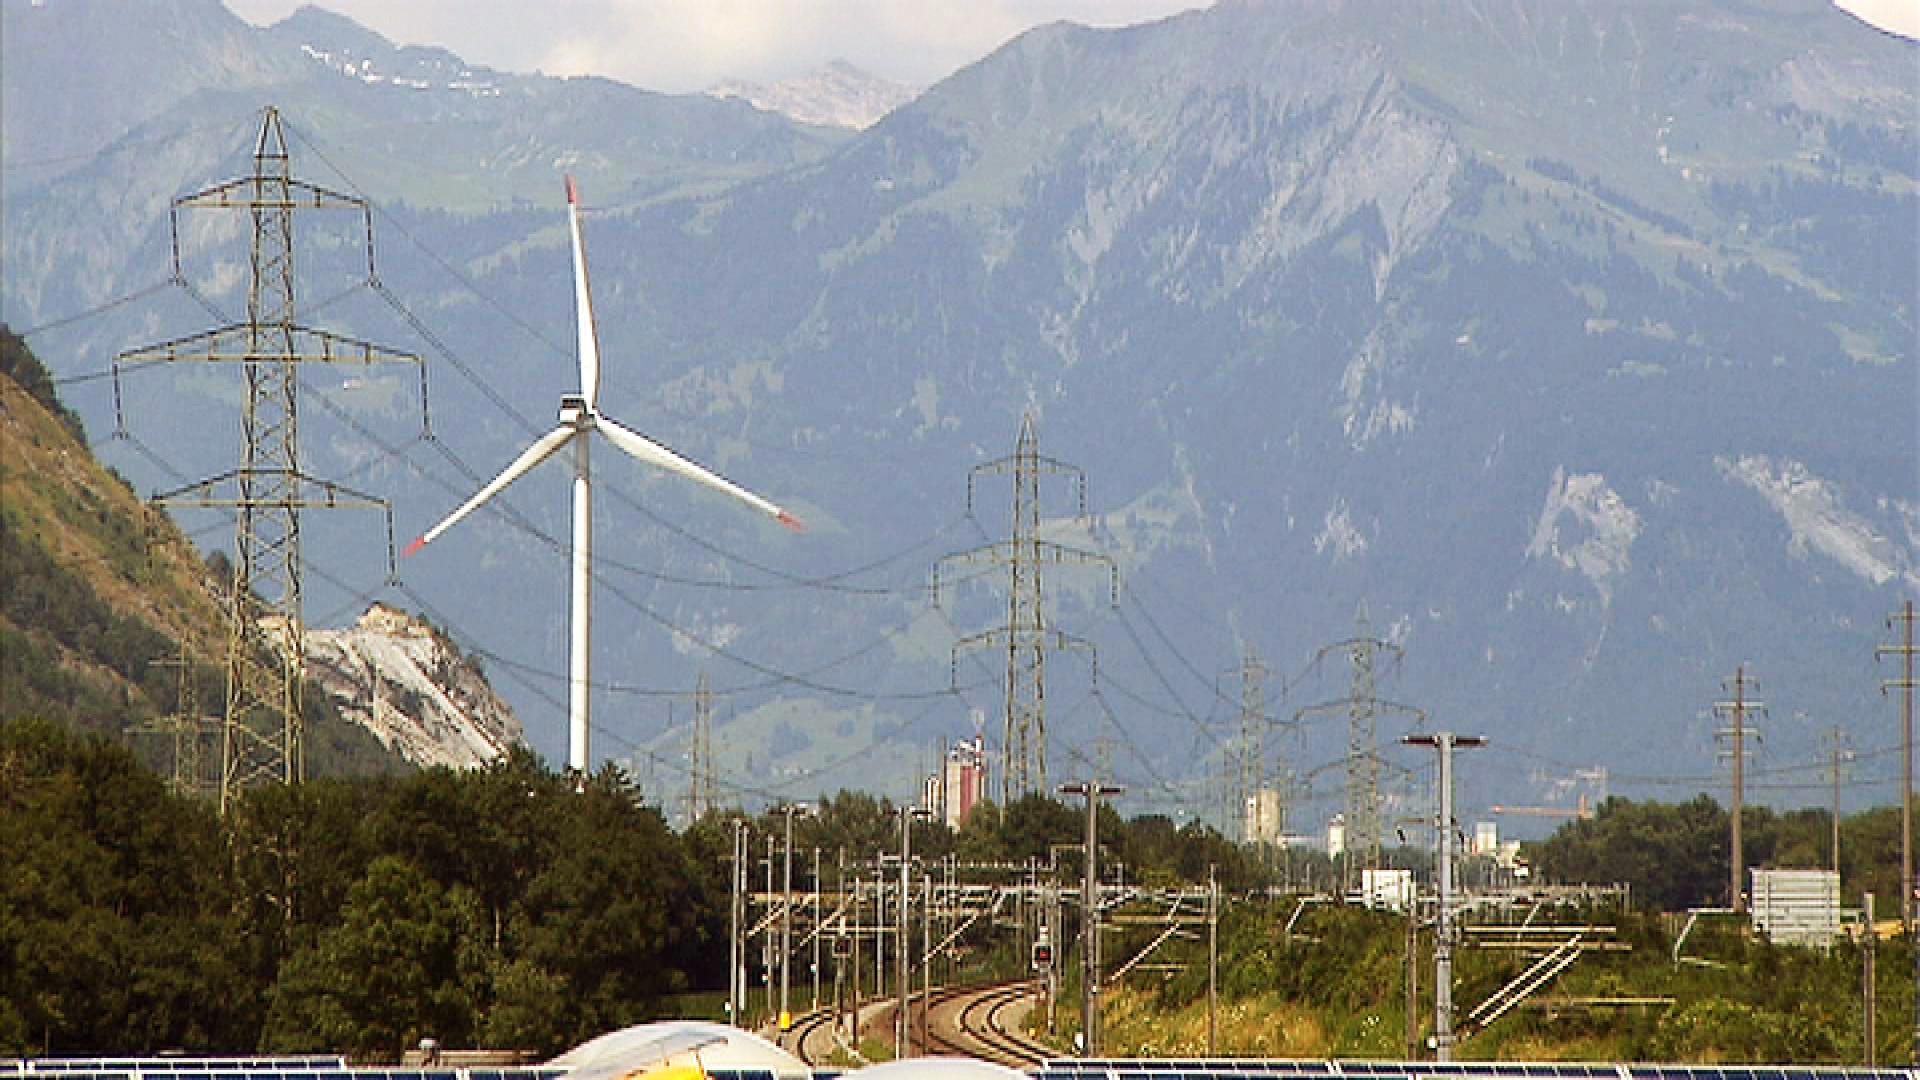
[1243,788,1285,847]
[1472,820,1500,856]
[923,735,989,828]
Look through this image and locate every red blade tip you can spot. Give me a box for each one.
[566,175,579,205]
[777,511,805,533]
[403,536,428,558]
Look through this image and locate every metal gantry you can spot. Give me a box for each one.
[117,106,416,812]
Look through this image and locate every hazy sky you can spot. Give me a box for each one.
[223,0,1208,92]
[221,0,1919,94]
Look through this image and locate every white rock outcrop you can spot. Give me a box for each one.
[300,603,523,769]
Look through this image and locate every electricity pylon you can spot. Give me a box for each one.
[934,413,1116,804]
[118,107,416,812]
[1229,649,1279,847]
[127,644,215,798]
[1713,665,1764,914]
[1297,603,1423,892]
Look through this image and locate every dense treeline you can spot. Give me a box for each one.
[1530,794,1904,911]
[0,720,713,1058]
[0,718,1269,1059]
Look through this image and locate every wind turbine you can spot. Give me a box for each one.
[406,176,802,773]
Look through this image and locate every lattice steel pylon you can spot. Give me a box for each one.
[1296,603,1423,892]
[934,413,1116,804]
[118,107,416,813]
[127,645,215,798]
[1234,649,1270,846]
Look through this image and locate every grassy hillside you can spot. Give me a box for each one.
[0,325,400,779]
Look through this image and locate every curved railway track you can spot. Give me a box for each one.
[922,981,1055,1067]
[789,982,1055,1068]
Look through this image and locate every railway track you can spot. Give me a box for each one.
[786,1006,845,1065]
[921,982,1055,1067]
[789,981,1055,1068]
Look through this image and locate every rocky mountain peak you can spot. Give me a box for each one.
[708,60,919,130]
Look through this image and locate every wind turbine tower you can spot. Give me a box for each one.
[407,178,801,772]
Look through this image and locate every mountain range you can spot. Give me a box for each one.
[2,0,1913,832]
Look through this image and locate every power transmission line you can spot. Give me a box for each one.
[935,412,1115,804]
[117,106,419,813]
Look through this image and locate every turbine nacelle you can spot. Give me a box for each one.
[559,394,591,428]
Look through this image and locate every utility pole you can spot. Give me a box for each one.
[1298,605,1422,893]
[1865,892,1878,1067]
[812,846,822,1013]
[778,803,810,1032]
[118,106,417,813]
[1405,897,1421,1057]
[849,870,861,1039]
[1879,601,1918,935]
[1061,778,1123,1055]
[1403,731,1486,1063]
[1713,666,1764,914]
[834,848,847,1037]
[1825,727,1853,877]
[921,871,933,1054]
[729,818,748,1025]
[1878,599,1919,1063]
[763,835,775,1026]
[935,413,1115,803]
[875,868,886,1005]
[1207,864,1219,1055]
[895,807,929,1056]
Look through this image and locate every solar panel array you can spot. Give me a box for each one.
[0,1063,564,1080]
[5,1058,1911,1080]
[1034,1062,1919,1080]
[6,1063,348,1074]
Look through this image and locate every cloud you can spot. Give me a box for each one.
[225,0,1914,95]
[226,0,1206,91]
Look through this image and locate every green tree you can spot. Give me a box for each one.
[510,767,715,1050]
[262,855,484,1058]
[0,717,248,1054]
[1531,795,1728,911]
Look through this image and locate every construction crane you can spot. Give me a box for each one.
[1487,794,1593,820]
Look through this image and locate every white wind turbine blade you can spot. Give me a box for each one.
[404,425,578,556]
[595,412,804,532]
[566,175,602,410]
